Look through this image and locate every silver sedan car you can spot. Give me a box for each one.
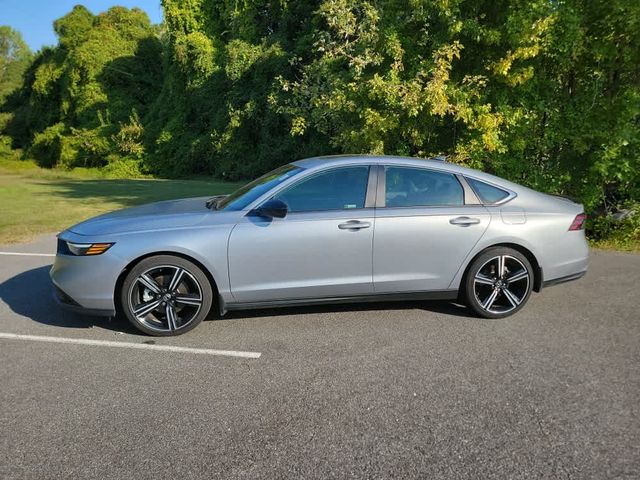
[51,155,589,336]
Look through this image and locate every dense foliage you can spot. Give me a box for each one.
[2,6,162,174]
[1,0,639,217]
[0,26,32,154]
[0,26,32,103]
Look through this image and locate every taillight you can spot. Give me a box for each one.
[569,213,586,231]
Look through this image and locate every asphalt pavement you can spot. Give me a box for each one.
[0,234,638,479]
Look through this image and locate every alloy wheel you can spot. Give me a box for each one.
[127,265,203,333]
[472,255,530,315]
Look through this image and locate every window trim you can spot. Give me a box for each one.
[256,165,376,214]
[455,174,481,205]
[376,165,470,209]
[464,175,517,206]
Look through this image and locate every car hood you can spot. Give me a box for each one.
[68,197,213,236]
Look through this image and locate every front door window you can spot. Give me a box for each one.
[274,166,370,212]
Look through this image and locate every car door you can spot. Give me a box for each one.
[373,165,491,293]
[228,165,376,303]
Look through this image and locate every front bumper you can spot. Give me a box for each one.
[50,233,125,316]
[52,285,115,317]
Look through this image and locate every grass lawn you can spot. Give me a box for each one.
[0,158,242,244]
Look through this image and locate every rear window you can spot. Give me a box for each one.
[466,177,510,204]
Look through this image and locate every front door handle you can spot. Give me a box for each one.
[338,220,371,230]
[449,216,481,226]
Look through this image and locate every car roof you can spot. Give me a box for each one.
[292,154,448,169]
[291,154,506,184]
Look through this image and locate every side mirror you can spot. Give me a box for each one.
[253,198,288,218]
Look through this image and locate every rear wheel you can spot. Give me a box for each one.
[120,255,213,336]
[463,247,533,319]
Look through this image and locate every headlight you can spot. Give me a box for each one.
[59,240,114,256]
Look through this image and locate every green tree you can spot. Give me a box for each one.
[274,0,639,210]
[0,26,32,103]
[2,1,639,221]
[144,0,322,178]
[6,6,162,171]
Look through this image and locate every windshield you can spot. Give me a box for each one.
[216,164,305,211]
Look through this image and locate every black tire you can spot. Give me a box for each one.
[120,255,213,336]
[463,247,533,319]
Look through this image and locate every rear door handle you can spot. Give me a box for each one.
[338,220,371,230]
[449,216,481,226]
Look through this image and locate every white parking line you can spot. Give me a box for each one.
[0,252,55,257]
[0,333,261,359]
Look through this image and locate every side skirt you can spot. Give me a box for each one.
[221,290,459,314]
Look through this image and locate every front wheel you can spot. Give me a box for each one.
[463,247,533,319]
[120,255,213,336]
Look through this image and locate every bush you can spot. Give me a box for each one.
[29,123,66,167]
[61,127,112,168]
[0,134,20,160]
[102,154,146,178]
[587,202,640,251]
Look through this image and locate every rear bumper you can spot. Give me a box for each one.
[538,226,589,288]
[542,270,586,288]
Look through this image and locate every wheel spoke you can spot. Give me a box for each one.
[482,289,500,310]
[175,294,202,307]
[497,256,506,277]
[502,288,521,307]
[168,268,185,293]
[133,299,161,317]
[506,269,528,283]
[166,304,178,331]
[474,274,495,286]
[138,274,161,294]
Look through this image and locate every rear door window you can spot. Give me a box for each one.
[384,167,464,207]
